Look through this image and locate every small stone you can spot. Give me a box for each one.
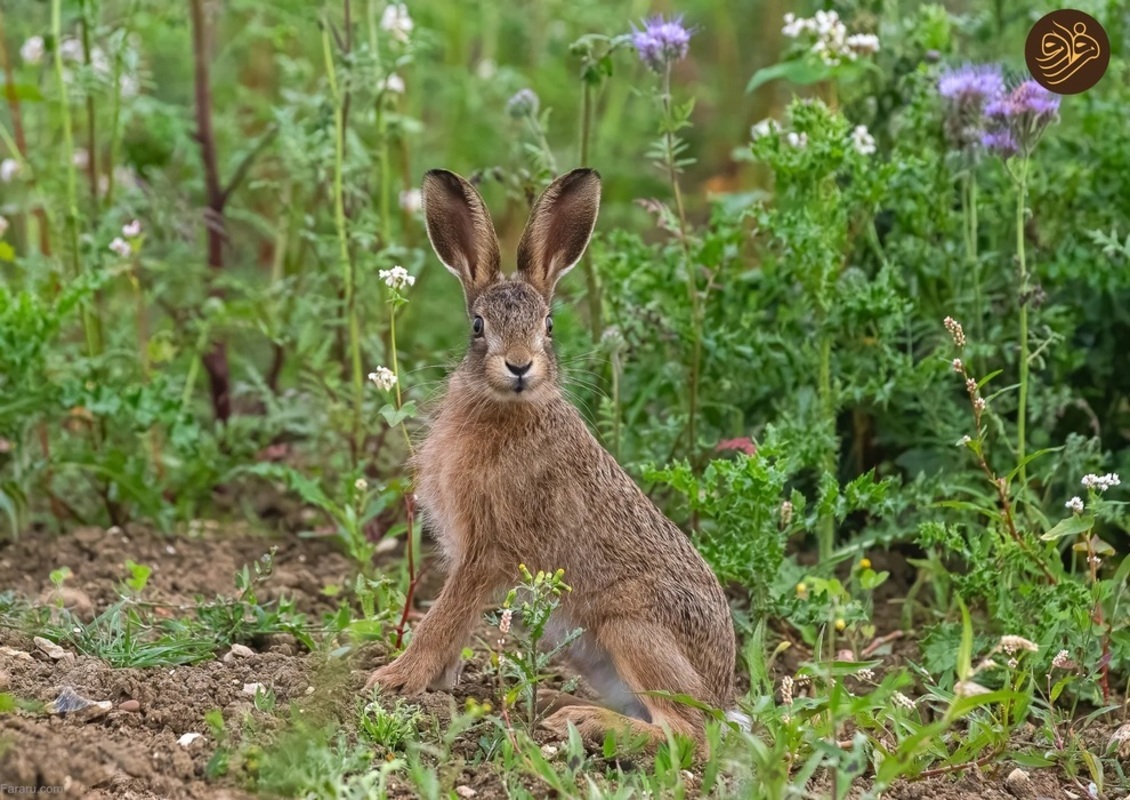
[455,787,476,799]
[33,636,69,660]
[47,687,112,720]
[118,699,140,713]
[0,646,33,662]
[38,587,95,622]
[222,644,254,662]
[1005,767,1034,799]
[305,686,315,695]
[1108,722,1130,758]
[540,744,558,759]
[242,682,265,695]
[178,732,204,747]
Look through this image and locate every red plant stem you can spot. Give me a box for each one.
[1085,537,1112,702]
[393,492,418,649]
[189,0,232,423]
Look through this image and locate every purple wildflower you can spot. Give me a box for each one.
[631,15,692,72]
[937,63,1004,152]
[980,130,1019,158]
[938,64,1004,104]
[506,88,539,119]
[985,80,1060,124]
[981,80,1059,159]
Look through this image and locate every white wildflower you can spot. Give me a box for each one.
[0,216,8,238]
[20,36,45,65]
[750,118,780,140]
[850,124,876,156]
[893,691,916,711]
[780,675,795,706]
[951,358,963,373]
[378,73,406,94]
[58,37,85,62]
[779,500,794,526]
[846,33,880,55]
[108,237,131,258]
[1082,473,1121,492]
[973,397,986,412]
[119,73,140,98]
[944,316,966,347]
[954,680,991,697]
[354,478,368,492]
[998,635,1038,655]
[1065,496,1084,514]
[379,265,415,291]
[499,609,512,635]
[0,158,21,183]
[1051,649,1071,670]
[122,219,141,238]
[476,59,497,80]
[72,148,90,169]
[368,366,398,391]
[380,3,414,43]
[957,435,972,447]
[786,131,808,150]
[399,188,423,214]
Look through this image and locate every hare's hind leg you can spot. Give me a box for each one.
[541,620,707,748]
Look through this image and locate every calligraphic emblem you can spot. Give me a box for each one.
[1025,9,1109,94]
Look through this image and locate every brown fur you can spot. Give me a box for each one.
[365,169,737,747]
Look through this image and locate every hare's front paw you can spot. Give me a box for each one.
[363,657,431,696]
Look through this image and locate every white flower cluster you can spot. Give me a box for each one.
[399,188,423,214]
[998,635,1038,655]
[785,131,807,150]
[750,118,781,140]
[892,691,916,711]
[1082,473,1121,492]
[22,33,141,97]
[781,11,880,66]
[0,158,21,183]
[380,4,414,44]
[368,366,398,391]
[851,124,876,156]
[378,74,405,94]
[20,36,45,64]
[379,265,416,291]
[108,220,142,258]
[1065,496,1084,514]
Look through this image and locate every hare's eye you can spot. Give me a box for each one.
[472,316,484,337]
[545,316,554,335]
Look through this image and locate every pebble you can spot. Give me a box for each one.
[1005,768,1034,799]
[222,644,254,662]
[119,699,141,713]
[1109,722,1130,758]
[455,787,476,799]
[33,636,71,661]
[540,744,558,759]
[47,687,112,720]
[0,646,33,662]
[242,682,265,695]
[177,732,204,747]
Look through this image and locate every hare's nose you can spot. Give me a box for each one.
[505,361,532,377]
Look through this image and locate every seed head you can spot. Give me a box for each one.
[998,635,1038,655]
[506,89,539,119]
[499,608,512,635]
[943,316,966,348]
[780,675,795,706]
[893,691,916,711]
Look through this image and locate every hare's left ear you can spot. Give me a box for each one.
[516,169,601,301]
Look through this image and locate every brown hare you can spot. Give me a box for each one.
[365,167,740,746]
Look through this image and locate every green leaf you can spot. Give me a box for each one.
[0,242,14,262]
[1040,514,1095,541]
[379,400,417,427]
[957,596,973,682]
[1006,446,1063,482]
[745,59,832,93]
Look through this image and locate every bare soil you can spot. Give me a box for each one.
[0,526,1115,799]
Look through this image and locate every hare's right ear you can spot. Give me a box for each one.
[422,170,502,304]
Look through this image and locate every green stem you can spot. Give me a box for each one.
[323,26,364,463]
[817,326,835,562]
[661,64,701,461]
[578,80,601,343]
[53,0,98,360]
[1015,158,1031,488]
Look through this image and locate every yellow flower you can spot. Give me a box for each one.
[859,558,872,570]
[834,618,846,632]
[795,582,808,598]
